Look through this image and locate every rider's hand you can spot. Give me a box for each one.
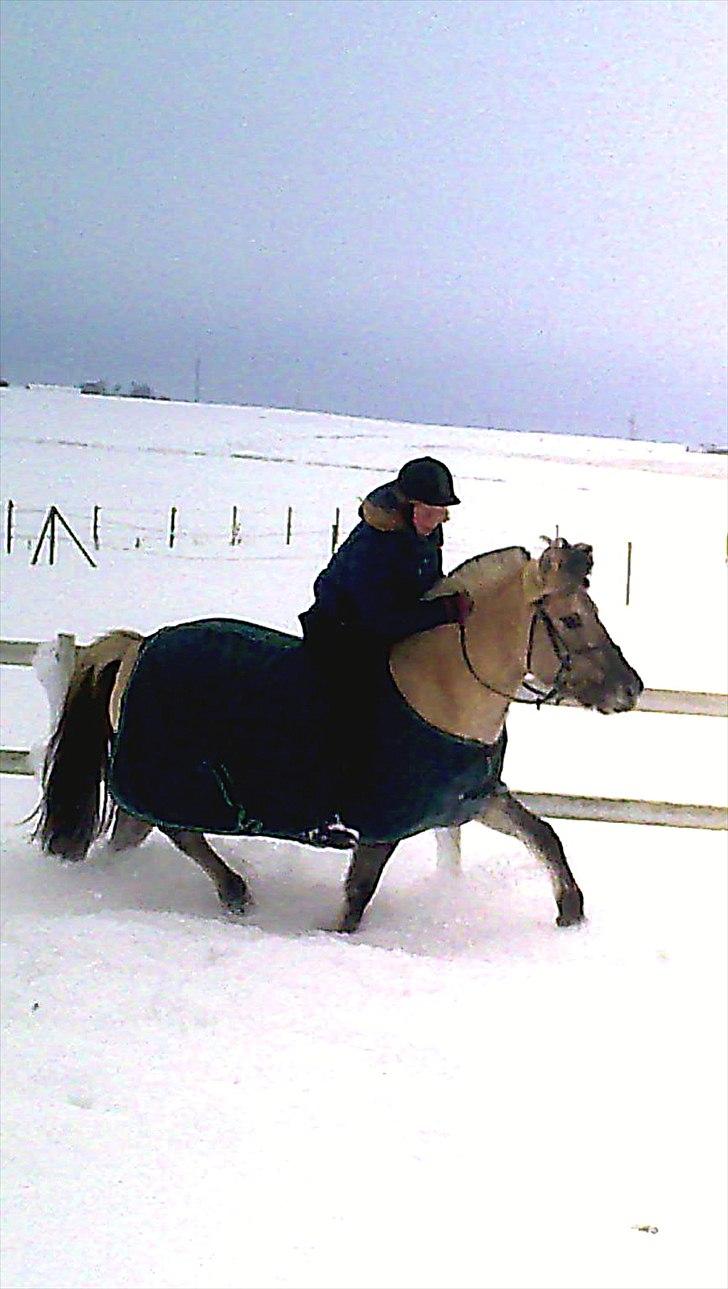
[441,591,474,626]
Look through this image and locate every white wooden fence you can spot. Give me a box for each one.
[1,635,726,831]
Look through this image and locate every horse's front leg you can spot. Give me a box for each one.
[338,841,399,932]
[475,789,585,926]
[162,828,251,915]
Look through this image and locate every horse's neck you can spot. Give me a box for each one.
[389,560,539,743]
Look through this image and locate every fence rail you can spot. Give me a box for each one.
[1,635,726,830]
[2,636,726,716]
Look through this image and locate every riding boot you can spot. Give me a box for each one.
[303,815,360,850]
[298,613,368,851]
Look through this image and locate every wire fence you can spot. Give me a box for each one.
[4,499,726,639]
[2,500,347,561]
[4,498,649,611]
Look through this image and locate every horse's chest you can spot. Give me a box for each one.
[349,676,507,842]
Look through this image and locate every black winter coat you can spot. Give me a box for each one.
[299,483,455,651]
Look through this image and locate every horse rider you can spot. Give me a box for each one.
[299,456,474,848]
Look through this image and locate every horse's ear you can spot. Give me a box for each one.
[571,543,593,583]
[539,539,592,592]
[538,541,566,586]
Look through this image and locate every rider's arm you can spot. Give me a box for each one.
[347,539,462,642]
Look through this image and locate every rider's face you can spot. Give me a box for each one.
[411,502,448,537]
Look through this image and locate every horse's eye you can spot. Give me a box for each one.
[560,614,582,630]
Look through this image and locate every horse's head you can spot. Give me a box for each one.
[530,538,643,714]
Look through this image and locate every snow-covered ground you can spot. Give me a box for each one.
[1,385,726,1289]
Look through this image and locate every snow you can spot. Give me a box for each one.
[1,386,726,1289]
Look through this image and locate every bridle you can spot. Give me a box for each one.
[457,601,596,708]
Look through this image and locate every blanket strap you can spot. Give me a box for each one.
[206,761,263,834]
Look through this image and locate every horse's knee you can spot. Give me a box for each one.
[528,813,565,857]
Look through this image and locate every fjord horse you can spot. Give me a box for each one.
[33,539,642,932]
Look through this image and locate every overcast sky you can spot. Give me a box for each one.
[1,0,725,443]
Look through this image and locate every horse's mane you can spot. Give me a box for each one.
[427,546,531,598]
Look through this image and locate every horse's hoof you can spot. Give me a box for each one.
[556,889,585,927]
[336,911,362,934]
[220,883,251,917]
[224,899,251,918]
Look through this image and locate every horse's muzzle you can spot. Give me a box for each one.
[596,674,644,714]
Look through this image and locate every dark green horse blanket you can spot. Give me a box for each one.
[109,618,507,843]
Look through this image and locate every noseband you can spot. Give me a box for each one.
[457,603,587,707]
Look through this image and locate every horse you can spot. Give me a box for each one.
[32,538,643,933]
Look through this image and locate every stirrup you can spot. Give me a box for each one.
[304,816,360,850]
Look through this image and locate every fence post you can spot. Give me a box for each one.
[49,508,57,565]
[331,507,340,555]
[169,506,177,549]
[51,507,97,567]
[92,505,100,551]
[626,540,633,606]
[231,505,240,546]
[286,506,293,546]
[5,500,13,554]
[57,632,77,692]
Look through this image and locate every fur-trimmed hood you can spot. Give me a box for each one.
[359,483,450,536]
[359,484,410,533]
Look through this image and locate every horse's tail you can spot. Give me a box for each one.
[32,632,140,860]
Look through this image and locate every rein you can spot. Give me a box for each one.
[457,605,571,708]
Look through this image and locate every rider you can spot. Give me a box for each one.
[299,456,473,848]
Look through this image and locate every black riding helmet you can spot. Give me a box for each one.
[395,457,460,506]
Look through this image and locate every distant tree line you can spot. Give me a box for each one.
[80,380,170,400]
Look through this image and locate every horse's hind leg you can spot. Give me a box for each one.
[108,809,153,852]
[163,828,251,915]
[338,841,398,932]
[476,789,584,926]
[434,826,462,872]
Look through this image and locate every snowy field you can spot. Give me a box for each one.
[1,385,726,1289]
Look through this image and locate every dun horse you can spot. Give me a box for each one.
[33,539,642,932]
